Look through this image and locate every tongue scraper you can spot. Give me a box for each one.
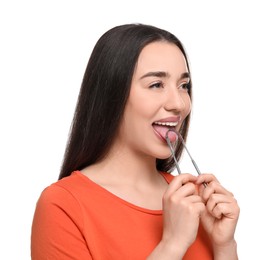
[165,129,207,187]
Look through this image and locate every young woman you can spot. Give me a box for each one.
[31,23,240,259]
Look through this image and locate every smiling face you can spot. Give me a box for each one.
[116,41,191,159]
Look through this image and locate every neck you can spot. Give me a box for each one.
[104,145,159,182]
[81,142,168,210]
[83,141,162,186]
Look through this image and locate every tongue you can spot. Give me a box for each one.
[153,125,178,142]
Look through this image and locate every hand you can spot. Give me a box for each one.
[196,174,240,248]
[162,174,205,252]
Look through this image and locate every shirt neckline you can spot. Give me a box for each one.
[72,170,172,215]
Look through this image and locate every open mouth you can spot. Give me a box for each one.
[152,121,178,142]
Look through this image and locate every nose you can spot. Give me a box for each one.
[164,87,188,113]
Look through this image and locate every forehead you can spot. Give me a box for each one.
[134,41,188,76]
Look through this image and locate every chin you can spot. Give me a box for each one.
[150,146,172,160]
[155,153,171,160]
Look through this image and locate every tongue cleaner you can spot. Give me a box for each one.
[165,129,207,187]
[165,130,182,175]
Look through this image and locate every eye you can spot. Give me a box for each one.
[179,82,191,91]
[149,82,164,89]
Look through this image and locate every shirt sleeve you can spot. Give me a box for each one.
[31,184,93,260]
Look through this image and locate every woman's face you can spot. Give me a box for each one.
[118,41,191,159]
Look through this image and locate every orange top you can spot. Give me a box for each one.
[31,171,213,259]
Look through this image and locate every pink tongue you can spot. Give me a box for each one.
[153,125,178,142]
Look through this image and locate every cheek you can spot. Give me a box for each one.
[129,94,158,120]
[183,94,192,116]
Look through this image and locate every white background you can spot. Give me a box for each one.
[1,0,270,259]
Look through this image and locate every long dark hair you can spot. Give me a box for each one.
[59,23,192,180]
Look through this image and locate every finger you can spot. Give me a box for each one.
[205,193,233,214]
[169,194,204,205]
[166,174,197,194]
[164,182,198,204]
[212,201,239,220]
[196,173,219,185]
[177,195,206,216]
[200,181,234,202]
[177,181,199,196]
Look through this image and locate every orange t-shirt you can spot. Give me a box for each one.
[31,171,213,259]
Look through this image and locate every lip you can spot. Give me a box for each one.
[153,116,181,123]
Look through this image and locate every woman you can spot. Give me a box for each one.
[31,23,240,259]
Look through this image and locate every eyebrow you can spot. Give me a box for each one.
[140,71,190,81]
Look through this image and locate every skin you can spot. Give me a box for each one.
[82,41,239,259]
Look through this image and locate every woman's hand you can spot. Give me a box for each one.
[196,174,240,256]
[161,174,205,255]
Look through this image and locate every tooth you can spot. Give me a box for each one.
[154,122,178,126]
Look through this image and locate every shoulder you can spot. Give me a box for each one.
[35,171,90,214]
[160,171,175,183]
[35,174,78,211]
[35,170,105,207]
[33,172,91,231]
[38,171,82,198]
